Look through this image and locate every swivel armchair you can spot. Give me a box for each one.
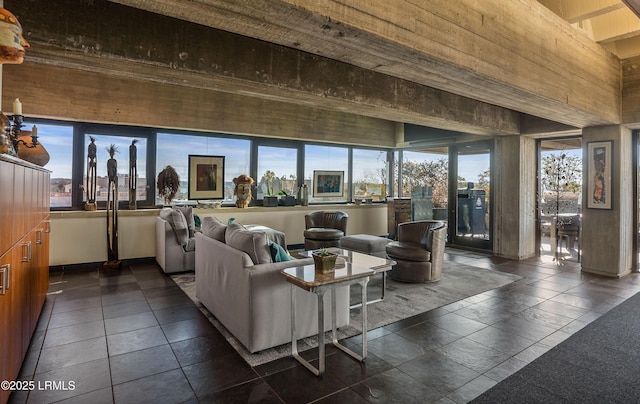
[386,220,447,283]
[304,211,348,250]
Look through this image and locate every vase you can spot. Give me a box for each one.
[263,196,278,207]
[312,251,337,273]
[279,195,296,206]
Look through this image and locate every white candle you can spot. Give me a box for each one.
[31,125,37,137]
[13,98,22,115]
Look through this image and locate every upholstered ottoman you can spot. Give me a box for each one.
[340,234,391,258]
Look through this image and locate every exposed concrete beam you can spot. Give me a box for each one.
[537,0,625,23]
[107,0,622,128]
[6,0,520,135]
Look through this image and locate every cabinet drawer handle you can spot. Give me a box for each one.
[36,229,43,244]
[45,221,51,233]
[22,241,31,262]
[0,264,9,295]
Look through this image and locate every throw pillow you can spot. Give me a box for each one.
[201,216,226,242]
[159,208,190,247]
[225,223,272,265]
[269,241,291,262]
[175,206,196,238]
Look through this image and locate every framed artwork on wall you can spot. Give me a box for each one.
[188,155,225,200]
[586,141,612,210]
[313,170,344,197]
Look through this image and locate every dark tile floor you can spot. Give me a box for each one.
[8,249,640,403]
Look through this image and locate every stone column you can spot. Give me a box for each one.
[581,125,633,277]
[493,135,537,260]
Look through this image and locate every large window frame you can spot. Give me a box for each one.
[33,118,392,211]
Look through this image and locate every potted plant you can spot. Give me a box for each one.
[157,165,180,206]
[312,249,338,273]
[262,170,279,207]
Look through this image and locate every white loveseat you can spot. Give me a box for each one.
[195,217,350,353]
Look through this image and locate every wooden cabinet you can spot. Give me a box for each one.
[0,156,50,404]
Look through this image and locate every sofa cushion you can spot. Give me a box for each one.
[269,241,291,262]
[159,208,190,247]
[201,216,226,242]
[175,206,196,238]
[225,223,272,265]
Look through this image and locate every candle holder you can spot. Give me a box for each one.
[7,114,38,155]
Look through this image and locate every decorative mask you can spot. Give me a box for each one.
[0,8,28,64]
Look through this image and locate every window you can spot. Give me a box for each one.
[256,145,297,199]
[23,121,74,208]
[157,133,250,204]
[305,145,349,203]
[352,148,388,202]
[402,149,449,220]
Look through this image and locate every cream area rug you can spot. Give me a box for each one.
[170,263,521,367]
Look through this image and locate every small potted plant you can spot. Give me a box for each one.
[312,249,338,273]
[262,170,279,207]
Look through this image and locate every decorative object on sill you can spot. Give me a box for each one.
[278,190,296,206]
[157,165,180,206]
[0,8,29,65]
[260,170,278,207]
[232,174,254,208]
[312,249,338,273]
[85,136,97,211]
[298,184,309,206]
[105,144,121,269]
[128,139,138,210]
[16,127,49,167]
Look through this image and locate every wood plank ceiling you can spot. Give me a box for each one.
[538,0,640,58]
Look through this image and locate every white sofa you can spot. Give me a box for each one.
[195,218,350,353]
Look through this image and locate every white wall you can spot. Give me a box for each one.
[49,204,388,266]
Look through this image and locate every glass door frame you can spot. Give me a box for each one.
[447,140,493,252]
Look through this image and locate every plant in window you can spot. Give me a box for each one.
[262,170,276,196]
[157,165,180,206]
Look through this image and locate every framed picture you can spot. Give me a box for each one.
[587,141,612,209]
[313,170,344,197]
[188,155,225,200]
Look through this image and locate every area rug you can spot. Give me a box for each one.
[171,263,521,367]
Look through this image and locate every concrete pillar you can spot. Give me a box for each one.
[581,125,633,277]
[494,135,537,260]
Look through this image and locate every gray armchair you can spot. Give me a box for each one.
[303,211,348,250]
[385,220,447,283]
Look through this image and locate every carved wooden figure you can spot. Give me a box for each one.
[105,144,120,268]
[129,139,138,209]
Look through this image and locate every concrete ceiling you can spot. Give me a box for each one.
[538,0,640,58]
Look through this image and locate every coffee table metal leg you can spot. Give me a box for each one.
[291,285,324,376]
[332,279,368,361]
[351,272,385,309]
[291,279,370,376]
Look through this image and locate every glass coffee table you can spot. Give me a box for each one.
[281,249,395,376]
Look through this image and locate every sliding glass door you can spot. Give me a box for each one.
[449,142,492,251]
